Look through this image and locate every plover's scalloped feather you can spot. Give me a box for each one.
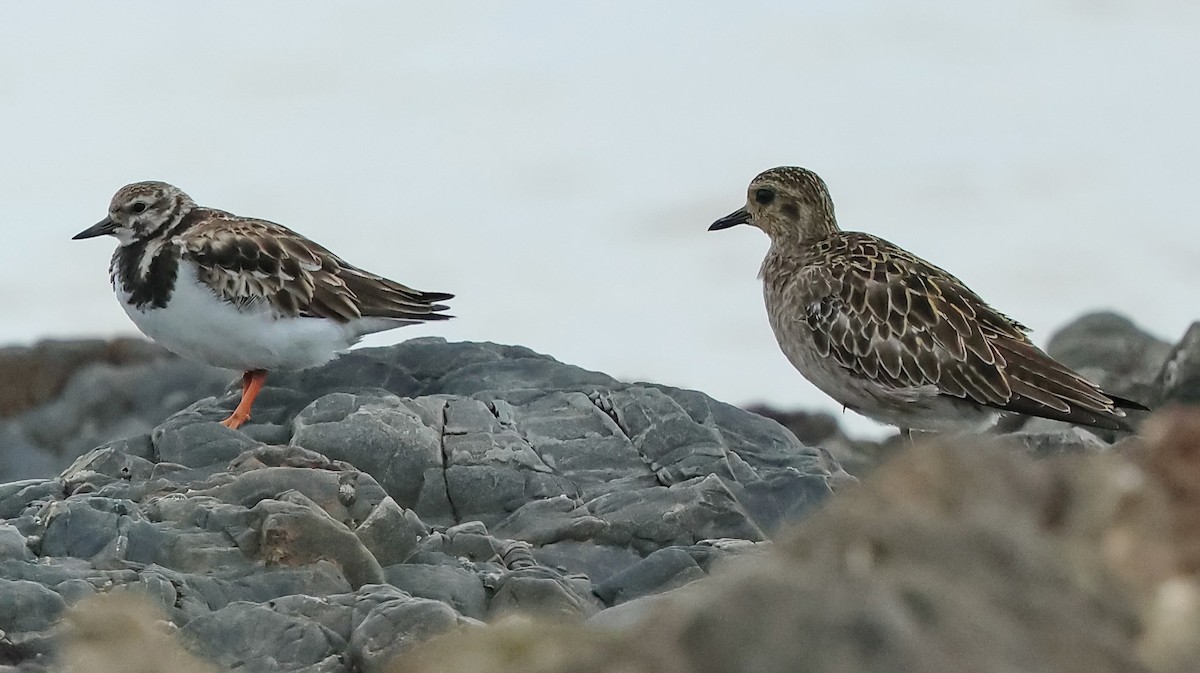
[798,232,1141,430]
[180,210,453,324]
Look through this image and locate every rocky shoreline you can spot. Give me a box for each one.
[2,312,1200,672]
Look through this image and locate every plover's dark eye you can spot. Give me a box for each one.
[754,188,775,205]
[129,202,148,214]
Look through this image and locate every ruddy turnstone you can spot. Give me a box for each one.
[709,166,1147,433]
[73,181,453,430]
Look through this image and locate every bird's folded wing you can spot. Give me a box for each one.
[180,211,452,323]
[799,236,1130,426]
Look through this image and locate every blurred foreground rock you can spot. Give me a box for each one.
[396,415,1200,673]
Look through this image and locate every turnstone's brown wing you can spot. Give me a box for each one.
[799,233,1143,430]
[180,210,452,323]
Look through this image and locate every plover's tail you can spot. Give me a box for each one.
[990,337,1147,431]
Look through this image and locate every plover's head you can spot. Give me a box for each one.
[73,181,196,245]
[709,166,839,242]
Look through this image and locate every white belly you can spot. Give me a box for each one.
[116,262,392,371]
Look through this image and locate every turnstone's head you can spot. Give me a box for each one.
[709,166,839,242]
[73,181,196,245]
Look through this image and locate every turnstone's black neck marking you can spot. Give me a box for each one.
[111,238,180,310]
[109,209,205,310]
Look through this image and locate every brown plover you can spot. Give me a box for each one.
[709,166,1146,434]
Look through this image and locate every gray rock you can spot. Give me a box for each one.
[589,474,764,553]
[0,578,65,633]
[198,461,388,528]
[347,584,475,671]
[152,410,260,468]
[384,563,488,620]
[268,592,355,641]
[0,358,231,481]
[592,540,766,607]
[1156,322,1200,407]
[0,338,845,670]
[61,445,157,487]
[492,494,608,546]
[594,547,706,606]
[38,497,129,561]
[532,541,642,584]
[0,426,60,483]
[251,493,386,589]
[487,565,604,620]
[290,391,443,511]
[0,480,57,520]
[355,497,428,566]
[180,601,347,673]
[0,338,170,418]
[0,524,31,562]
[746,404,898,478]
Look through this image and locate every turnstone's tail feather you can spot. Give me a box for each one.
[337,267,454,322]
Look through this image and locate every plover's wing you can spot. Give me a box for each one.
[800,233,1140,429]
[179,211,452,323]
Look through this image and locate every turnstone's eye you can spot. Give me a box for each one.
[129,202,148,214]
[754,188,775,205]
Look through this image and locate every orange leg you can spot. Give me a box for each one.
[220,369,268,430]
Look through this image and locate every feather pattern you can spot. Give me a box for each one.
[793,231,1141,430]
[180,210,452,324]
[80,179,453,430]
[716,165,1147,432]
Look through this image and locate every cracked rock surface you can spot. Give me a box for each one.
[0,339,838,672]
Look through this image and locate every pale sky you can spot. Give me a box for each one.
[3,1,1197,437]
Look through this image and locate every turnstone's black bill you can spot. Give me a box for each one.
[708,166,1148,434]
[74,181,453,429]
[73,218,119,240]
